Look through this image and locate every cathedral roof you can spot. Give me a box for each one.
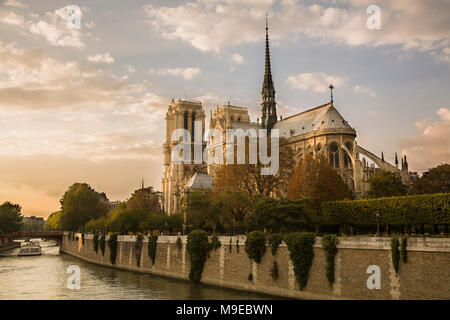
[184,173,213,190]
[274,102,354,138]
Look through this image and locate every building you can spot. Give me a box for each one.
[161,18,412,215]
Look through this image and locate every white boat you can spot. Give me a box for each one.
[18,241,42,256]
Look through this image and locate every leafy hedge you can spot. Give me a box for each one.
[321,234,338,285]
[186,230,210,282]
[107,233,118,265]
[148,235,158,265]
[401,237,408,263]
[245,231,266,263]
[93,233,99,253]
[269,233,283,256]
[322,193,450,226]
[285,232,315,290]
[391,237,400,274]
[135,234,143,267]
[100,234,106,256]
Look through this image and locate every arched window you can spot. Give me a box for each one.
[344,142,353,169]
[329,142,339,169]
[183,112,188,130]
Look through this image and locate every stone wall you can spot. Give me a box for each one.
[61,234,450,300]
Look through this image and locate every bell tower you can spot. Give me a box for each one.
[161,99,206,215]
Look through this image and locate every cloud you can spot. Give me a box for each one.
[0,11,24,25]
[149,67,201,80]
[0,42,134,109]
[4,0,28,8]
[126,65,136,73]
[354,85,376,97]
[286,72,348,93]
[230,53,244,64]
[0,6,89,48]
[144,0,450,61]
[87,53,115,64]
[399,107,450,173]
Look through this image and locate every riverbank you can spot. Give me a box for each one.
[61,233,450,300]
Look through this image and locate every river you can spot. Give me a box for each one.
[0,240,277,300]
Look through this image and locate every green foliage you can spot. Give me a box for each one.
[85,217,108,233]
[0,201,23,233]
[322,234,339,285]
[285,232,315,290]
[186,230,210,282]
[366,171,407,198]
[81,232,85,245]
[59,183,109,231]
[245,231,266,263]
[229,238,232,253]
[93,233,99,254]
[99,234,106,256]
[135,234,143,267]
[236,238,239,253]
[210,235,221,251]
[185,190,222,233]
[411,164,449,195]
[44,211,62,231]
[108,207,148,234]
[269,233,283,256]
[107,233,119,265]
[146,213,166,232]
[391,237,400,274]
[126,186,161,214]
[247,198,313,233]
[401,237,408,263]
[270,260,279,281]
[148,235,158,265]
[322,193,450,227]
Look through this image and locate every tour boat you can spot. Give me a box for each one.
[18,241,42,256]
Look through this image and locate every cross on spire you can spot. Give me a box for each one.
[329,84,334,103]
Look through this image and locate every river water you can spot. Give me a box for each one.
[0,240,276,300]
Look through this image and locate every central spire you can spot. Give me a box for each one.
[261,14,277,131]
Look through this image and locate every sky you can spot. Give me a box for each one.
[0,0,449,218]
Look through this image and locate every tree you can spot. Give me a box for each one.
[126,187,161,214]
[108,207,148,234]
[166,213,184,234]
[84,217,109,233]
[288,154,351,216]
[59,183,109,231]
[213,137,294,201]
[366,170,407,198]
[411,164,450,195]
[44,211,62,231]
[246,198,313,233]
[0,202,23,233]
[212,190,252,234]
[185,189,223,233]
[146,213,166,232]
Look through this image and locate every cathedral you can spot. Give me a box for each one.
[161,19,411,215]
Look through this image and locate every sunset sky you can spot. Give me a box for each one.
[0,0,449,218]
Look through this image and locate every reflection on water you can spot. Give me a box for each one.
[0,241,277,300]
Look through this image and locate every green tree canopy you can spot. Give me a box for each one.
[185,189,223,233]
[366,170,407,199]
[212,190,252,234]
[411,164,449,195]
[44,211,62,231]
[59,183,109,231]
[246,198,313,233]
[0,201,23,233]
[108,207,149,234]
[126,187,161,214]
